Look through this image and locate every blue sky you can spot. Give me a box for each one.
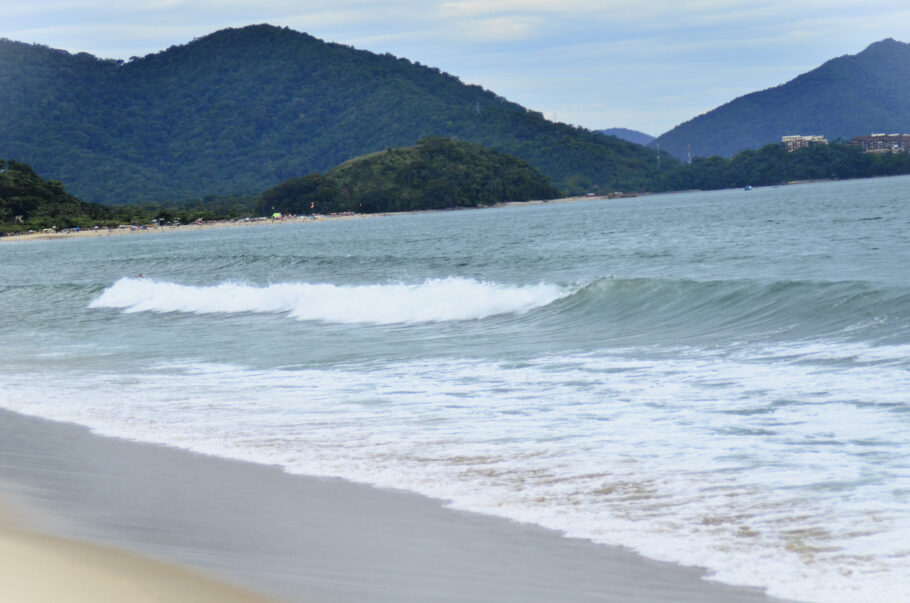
[2,1,908,135]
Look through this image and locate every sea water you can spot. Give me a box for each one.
[2,176,910,602]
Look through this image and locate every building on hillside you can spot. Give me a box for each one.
[781,135,828,152]
[849,133,910,153]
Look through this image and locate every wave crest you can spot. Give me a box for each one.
[89,277,571,324]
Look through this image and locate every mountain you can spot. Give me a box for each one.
[259,136,560,215]
[598,128,655,146]
[653,38,910,159]
[0,25,669,204]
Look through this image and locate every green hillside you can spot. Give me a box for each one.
[654,39,910,159]
[258,136,560,215]
[0,25,670,205]
[662,141,910,190]
[0,159,112,230]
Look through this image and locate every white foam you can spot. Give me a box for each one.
[89,277,570,324]
[3,341,910,602]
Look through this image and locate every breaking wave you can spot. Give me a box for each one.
[89,275,910,344]
[89,277,572,324]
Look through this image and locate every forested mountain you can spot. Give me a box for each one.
[0,25,669,205]
[598,128,655,146]
[259,136,560,215]
[654,38,910,159]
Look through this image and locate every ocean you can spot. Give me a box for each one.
[2,176,909,602]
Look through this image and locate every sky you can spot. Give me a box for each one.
[2,1,909,136]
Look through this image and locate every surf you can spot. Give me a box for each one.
[88,277,572,324]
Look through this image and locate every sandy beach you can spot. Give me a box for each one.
[0,519,268,602]
[0,215,345,243]
[0,461,267,601]
[0,409,789,602]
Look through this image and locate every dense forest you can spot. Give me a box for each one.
[0,159,110,230]
[2,139,559,233]
[258,137,560,215]
[654,38,910,159]
[0,158,256,233]
[0,24,670,205]
[8,136,910,234]
[663,142,910,190]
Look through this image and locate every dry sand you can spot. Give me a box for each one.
[0,409,790,603]
[0,523,269,602]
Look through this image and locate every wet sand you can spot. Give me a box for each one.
[0,408,790,602]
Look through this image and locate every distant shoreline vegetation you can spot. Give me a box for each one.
[6,139,910,235]
[1,138,560,234]
[662,141,910,191]
[258,137,560,216]
[0,159,255,234]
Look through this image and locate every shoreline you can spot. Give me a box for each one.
[0,194,607,244]
[7,174,906,245]
[0,213,361,243]
[0,408,789,602]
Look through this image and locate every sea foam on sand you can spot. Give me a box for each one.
[0,409,784,603]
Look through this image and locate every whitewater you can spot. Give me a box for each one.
[3,176,910,602]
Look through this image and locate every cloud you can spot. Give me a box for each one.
[443,15,546,42]
[438,0,605,17]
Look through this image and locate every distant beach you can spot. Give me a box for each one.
[0,195,609,243]
[0,214,363,243]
